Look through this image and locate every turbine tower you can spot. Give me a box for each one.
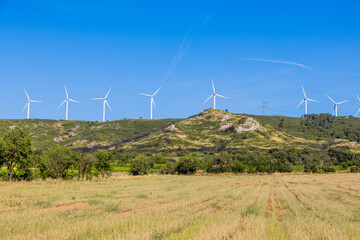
[23,89,42,119]
[356,95,360,117]
[58,86,80,120]
[139,87,161,119]
[296,86,319,116]
[92,88,112,122]
[203,79,228,109]
[326,95,349,117]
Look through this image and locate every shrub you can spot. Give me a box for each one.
[174,158,197,175]
[39,146,76,179]
[159,163,174,174]
[129,156,149,175]
[350,166,359,172]
[231,161,245,173]
[323,166,336,172]
[94,150,113,177]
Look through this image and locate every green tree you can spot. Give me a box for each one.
[0,127,32,181]
[94,150,113,177]
[40,146,75,179]
[77,153,97,179]
[174,158,197,175]
[129,155,149,175]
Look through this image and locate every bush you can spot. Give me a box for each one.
[174,158,197,175]
[323,166,336,173]
[0,168,7,180]
[129,156,149,175]
[159,163,174,175]
[40,146,76,179]
[231,161,245,173]
[94,150,113,177]
[350,166,359,172]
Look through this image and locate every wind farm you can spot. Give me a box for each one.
[1,1,360,240]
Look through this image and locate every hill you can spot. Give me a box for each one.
[0,110,359,153]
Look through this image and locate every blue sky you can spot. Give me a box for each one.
[0,0,360,120]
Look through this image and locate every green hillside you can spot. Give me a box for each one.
[0,118,180,150]
[0,110,359,153]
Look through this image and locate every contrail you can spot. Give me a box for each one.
[240,57,313,70]
[162,13,214,83]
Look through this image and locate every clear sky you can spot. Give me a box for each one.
[0,0,359,120]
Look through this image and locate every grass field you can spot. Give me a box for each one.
[0,174,359,239]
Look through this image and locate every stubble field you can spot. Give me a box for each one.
[0,173,359,239]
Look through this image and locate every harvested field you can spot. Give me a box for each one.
[0,173,359,239]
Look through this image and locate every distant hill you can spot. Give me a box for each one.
[0,109,359,153]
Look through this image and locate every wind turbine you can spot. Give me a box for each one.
[22,89,42,119]
[355,95,360,117]
[58,86,80,120]
[203,79,228,109]
[326,95,349,117]
[296,86,319,116]
[92,88,112,122]
[138,87,161,119]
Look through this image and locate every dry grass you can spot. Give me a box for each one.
[0,173,359,239]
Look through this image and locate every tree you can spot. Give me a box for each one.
[77,153,97,179]
[174,158,197,175]
[129,155,149,175]
[94,150,113,177]
[0,127,32,181]
[40,146,75,179]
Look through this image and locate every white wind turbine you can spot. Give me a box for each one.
[58,86,80,120]
[23,89,42,119]
[203,79,228,109]
[326,95,349,117]
[356,95,360,117]
[296,86,319,116]
[139,87,161,119]
[92,88,112,122]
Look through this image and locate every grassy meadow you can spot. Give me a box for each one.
[0,173,359,239]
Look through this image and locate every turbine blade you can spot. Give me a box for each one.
[24,89,30,100]
[215,93,229,99]
[152,98,156,110]
[152,87,161,96]
[357,94,360,102]
[356,108,360,117]
[139,93,152,97]
[301,86,306,98]
[69,99,80,103]
[326,95,336,103]
[307,98,319,102]
[58,99,67,109]
[91,98,103,100]
[30,100,42,103]
[204,94,213,104]
[22,102,28,112]
[105,87,112,98]
[64,86,68,98]
[296,99,304,109]
[212,79,215,93]
[105,100,112,111]
[337,100,349,105]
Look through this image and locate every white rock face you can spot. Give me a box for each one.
[88,141,98,148]
[53,136,63,142]
[221,114,230,122]
[236,117,262,132]
[9,125,16,130]
[68,132,76,138]
[165,124,178,132]
[220,123,234,131]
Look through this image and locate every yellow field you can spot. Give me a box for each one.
[0,174,359,240]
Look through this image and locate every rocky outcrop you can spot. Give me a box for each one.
[220,123,234,131]
[165,124,178,132]
[68,132,76,138]
[53,136,63,142]
[88,141,98,148]
[221,114,230,122]
[236,117,262,132]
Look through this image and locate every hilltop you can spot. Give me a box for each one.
[0,109,359,153]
